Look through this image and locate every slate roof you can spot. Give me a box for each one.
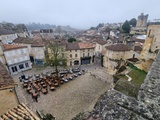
[93,39,108,45]
[105,44,131,51]
[13,37,34,44]
[3,44,27,51]
[0,103,40,120]
[0,61,16,88]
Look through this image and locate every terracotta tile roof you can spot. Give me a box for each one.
[0,103,40,120]
[13,37,34,44]
[93,39,108,45]
[66,42,80,50]
[78,42,95,49]
[0,62,17,88]
[3,44,27,51]
[105,44,131,51]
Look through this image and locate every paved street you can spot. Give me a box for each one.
[12,60,113,120]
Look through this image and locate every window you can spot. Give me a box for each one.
[11,66,17,72]
[88,49,90,52]
[83,53,85,57]
[25,63,29,68]
[75,50,77,52]
[70,54,72,58]
[70,61,72,66]
[83,50,85,52]
[75,54,77,57]
[70,50,72,52]
[88,53,90,57]
[19,64,24,69]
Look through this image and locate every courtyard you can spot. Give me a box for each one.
[12,65,113,120]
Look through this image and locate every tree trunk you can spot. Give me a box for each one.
[55,65,61,86]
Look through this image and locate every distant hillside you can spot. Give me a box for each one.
[0,22,27,32]
[25,23,56,31]
[25,23,82,32]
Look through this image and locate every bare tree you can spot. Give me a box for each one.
[45,39,67,86]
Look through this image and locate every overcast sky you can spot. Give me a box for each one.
[0,0,160,29]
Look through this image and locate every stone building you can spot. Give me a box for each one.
[2,43,32,75]
[136,13,148,28]
[130,13,148,35]
[0,29,17,44]
[31,40,46,65]
[66,42,95,66]
[103,44,133,74]
[140,23,160,71]
[93,39,108,57]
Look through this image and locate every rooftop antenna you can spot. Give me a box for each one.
[153,19,160,22]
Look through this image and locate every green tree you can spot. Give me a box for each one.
[68,37,76,43]
[129,18,137,27]
[122,20,131,33]
[96,23,104,29]
[45,39,67,86]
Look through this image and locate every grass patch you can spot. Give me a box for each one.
[114,64,147,98]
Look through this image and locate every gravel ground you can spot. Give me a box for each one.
[12,66,112,120]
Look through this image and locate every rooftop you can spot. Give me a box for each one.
[78,42,95,49]
[105,44,131,51]
[31,40,45,47]
[13,37,34,44]
[3,44,27,51]
[93,39,108,45]
[0,103,40,119]
[66,42,80,50]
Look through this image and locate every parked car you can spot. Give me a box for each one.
[62,78,68,82]
[78,72,82,75]
[72,68,80,73]
[69,76,73,80]
[68,69,73,74]
[74,74,78,77]
[60,74,64,78]
[60,69,68,74]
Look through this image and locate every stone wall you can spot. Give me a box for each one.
[87,51,160,120]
